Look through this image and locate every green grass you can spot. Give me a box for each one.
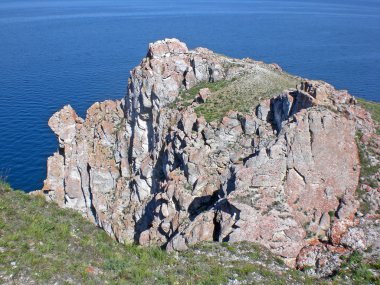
[357,98,380,134]
[169,65,299,123]
[335,251,380,285]
[0,181,320,284]
[356,158,375,215]
[194,70,299,122]
[354,98,380,214]
[357,132,378,182]
[0,184,175,284]
[357,98,380,124]
[0,179,11,192]
[169,80,230,109]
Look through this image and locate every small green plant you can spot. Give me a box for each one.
[221,242,237,253]
[0,178,11,192]
[347,251,363,265]
[232,262,257,276]
[248,251,261,260]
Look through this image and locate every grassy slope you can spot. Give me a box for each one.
[357,98,380,126]
[356,98,380,214]
[0,182,319,285]
[195,68,298,122]
[335,251,380,285]
[0,100,379,285]
[171,65,299,122]
[345,98,380,284]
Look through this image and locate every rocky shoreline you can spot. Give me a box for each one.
[35,39,380,278]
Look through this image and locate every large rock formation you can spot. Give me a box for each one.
[38,39,380,276]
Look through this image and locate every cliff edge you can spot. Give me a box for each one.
[37,39,380,277]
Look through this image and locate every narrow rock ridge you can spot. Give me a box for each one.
[37,38,379,276]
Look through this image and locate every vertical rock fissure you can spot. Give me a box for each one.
[86,163,98,224]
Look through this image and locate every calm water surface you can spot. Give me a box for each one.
[0,0,379,191]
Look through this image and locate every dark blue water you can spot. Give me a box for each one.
[0,0,379,191]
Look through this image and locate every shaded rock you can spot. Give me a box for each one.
[196,88,211,103]
[340,227,366,250]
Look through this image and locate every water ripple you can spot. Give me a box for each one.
[0,0,379,191]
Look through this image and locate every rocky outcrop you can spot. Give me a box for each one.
[38,39,380,277]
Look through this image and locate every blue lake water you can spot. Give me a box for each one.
[0,0,379,191]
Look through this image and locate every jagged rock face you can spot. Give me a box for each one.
[40,38,378,275]
[43,101,128,235]
[165,107,359,261]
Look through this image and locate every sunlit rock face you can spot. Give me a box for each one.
[39,38,379,276]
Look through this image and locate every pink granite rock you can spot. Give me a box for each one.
[37,39,379,277]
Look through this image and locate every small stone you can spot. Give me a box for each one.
[196,88,211,103]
